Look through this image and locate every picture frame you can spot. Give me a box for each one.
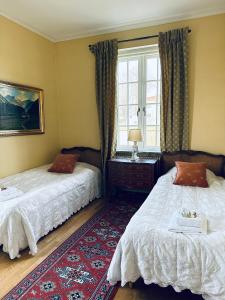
[0,80,44,136]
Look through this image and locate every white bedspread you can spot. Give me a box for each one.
[0,162,101,259]
[107,168,225,300]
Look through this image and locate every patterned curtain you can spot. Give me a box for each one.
[89,39,118,193]
[159,27,189,152]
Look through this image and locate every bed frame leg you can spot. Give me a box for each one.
[128,282,133,288]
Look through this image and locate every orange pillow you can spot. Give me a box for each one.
[173,161,209,188]
[48,154,79,174]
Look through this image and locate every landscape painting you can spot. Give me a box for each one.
[0,81,44,136]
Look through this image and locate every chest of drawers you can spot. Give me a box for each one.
[108,158,158,194]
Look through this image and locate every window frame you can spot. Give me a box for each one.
[116,45,161,153]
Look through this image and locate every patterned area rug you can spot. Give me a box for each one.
[4,197,142,300]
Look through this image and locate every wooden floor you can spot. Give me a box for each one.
[0,198,203,300]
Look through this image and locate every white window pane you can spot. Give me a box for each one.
[118,129,128,146]
[118,106,127,126]
[157,104,160,125]
[146,82,157,103]
[156,126,160,146]
[147,57,157,80]
[118,61,127,83]
[128,60,138,82]
[129,83,138,104]
[157,82,161,103]
[158,59,161,80]
[146,126,157,146]
[118,84,127,105]
[146,104,156,125]
[129,105,138,126]
[117,48,160,151]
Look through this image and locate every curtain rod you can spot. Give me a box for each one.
[88,29,191,48]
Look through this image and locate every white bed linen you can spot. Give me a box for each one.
[107,168,225,300]
[0,162,101,259]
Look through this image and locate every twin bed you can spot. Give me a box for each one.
[1,148,225,300]
[107,151,225,300]
[0,147,101,259]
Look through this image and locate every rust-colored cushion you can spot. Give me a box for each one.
[48,154,79,173]
[173,161,209,188]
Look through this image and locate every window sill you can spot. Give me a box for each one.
[116,148,161,153]
[116,146,160,152]
[115,150,161,160]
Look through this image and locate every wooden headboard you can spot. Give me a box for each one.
[161,150,225,178]
[61,146,101,170]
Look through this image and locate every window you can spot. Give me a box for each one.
[116,45,161,152]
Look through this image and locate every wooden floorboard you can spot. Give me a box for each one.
[0,197,203,300]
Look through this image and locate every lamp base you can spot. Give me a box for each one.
[130,142,138,161]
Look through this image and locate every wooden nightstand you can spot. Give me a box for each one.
[107,157,158,195]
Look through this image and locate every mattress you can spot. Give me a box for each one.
[0,162,101,259]
[107,168,225,300]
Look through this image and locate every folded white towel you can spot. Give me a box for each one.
[0,187,24,202]
[168,212,207,234]
[177,215,202,228]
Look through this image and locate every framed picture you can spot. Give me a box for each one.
[0,81,44,136]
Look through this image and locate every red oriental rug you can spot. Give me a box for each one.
[3,197,142,300]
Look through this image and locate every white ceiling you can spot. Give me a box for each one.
[0,0,225,42]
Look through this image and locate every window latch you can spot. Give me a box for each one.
[137,107,140,116]
[143,107,146,116]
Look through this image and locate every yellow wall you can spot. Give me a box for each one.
[0,16,60,177]
[56,13,225,155]
[0,13,224,178]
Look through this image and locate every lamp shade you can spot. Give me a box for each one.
[128,129,142,142]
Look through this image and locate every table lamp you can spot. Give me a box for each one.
[128,129,142,161]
